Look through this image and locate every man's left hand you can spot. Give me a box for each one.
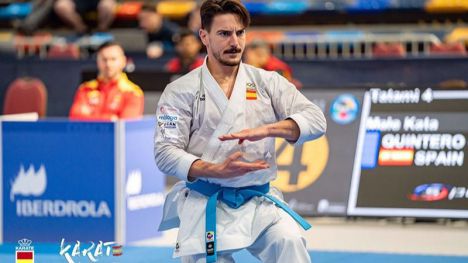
[219,120,301,143]
[219,126,269,144]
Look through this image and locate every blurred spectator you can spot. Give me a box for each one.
[187,5,201,34]
[165,29,204,74]
[138,3,180,58]
[244,39,301,88]
[146,41,164,59]
[54,0,116,34]
[17,0,55,35]
[69,41,143,120]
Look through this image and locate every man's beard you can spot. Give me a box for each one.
[214,47,242,67]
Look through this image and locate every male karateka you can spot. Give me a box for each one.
[154,1,326,262]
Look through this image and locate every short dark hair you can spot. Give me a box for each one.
[97,41,124,54]
[173,29,199,44]
[200,0,250,32]
[140,3,157,13]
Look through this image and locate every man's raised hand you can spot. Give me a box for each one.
[219,126,270,144]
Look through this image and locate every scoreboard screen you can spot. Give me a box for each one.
[347,88,468,218]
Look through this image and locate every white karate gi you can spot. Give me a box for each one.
[154,58,326,262]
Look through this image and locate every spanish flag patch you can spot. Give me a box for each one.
[246,82,257,100]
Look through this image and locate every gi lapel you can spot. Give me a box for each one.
[201,63,247,163]
[201,62,228,113]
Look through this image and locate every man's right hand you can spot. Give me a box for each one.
[188,152,269,180]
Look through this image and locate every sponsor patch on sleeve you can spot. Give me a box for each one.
[157,106,180,140]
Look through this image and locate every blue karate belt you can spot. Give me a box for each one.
[186,180,311,263]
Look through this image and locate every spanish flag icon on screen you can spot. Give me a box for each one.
[16,251,34,263]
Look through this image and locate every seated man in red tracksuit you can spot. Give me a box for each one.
[69,41,144,120]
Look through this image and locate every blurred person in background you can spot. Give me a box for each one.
[16,0,55,35]
[138,3,180,59]
[187,5,201,34]
[69,41,143,120]
[245,39,302,88]
[165,29,204,74]
[54,0,116,34]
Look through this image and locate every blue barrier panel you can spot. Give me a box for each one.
[1,118,164,244]
[2,120,115,242]
[124,117,164,243]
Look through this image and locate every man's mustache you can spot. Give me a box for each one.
[224,47,242,54]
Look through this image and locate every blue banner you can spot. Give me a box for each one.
[124,117,164,243]
[2,120,115,242]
